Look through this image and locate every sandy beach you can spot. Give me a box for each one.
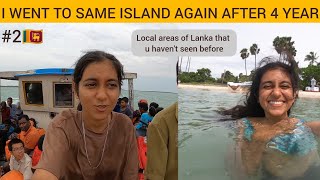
[178,84,320,99]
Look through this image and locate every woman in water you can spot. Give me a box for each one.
[223,56,320,179]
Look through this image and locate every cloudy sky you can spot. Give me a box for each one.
[178,23,320,78]
[0,23,318,91]
[0,24,180,92]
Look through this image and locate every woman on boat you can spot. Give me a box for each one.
[32,51,138,180]
[223,56,320,179]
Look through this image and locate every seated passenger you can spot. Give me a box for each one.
[18,115,41,155]
[120,97,133,119]
[29,118,45,137]
[8,138,33,180]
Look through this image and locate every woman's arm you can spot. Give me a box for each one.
[231,119,265,178]
[226,120,249,180]
[306,121,320,137]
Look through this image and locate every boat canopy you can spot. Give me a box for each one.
[0,68,137,110]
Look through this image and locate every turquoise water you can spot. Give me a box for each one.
[0,87,177,109]
[178,87,320,180]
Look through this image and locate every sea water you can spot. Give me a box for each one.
[0,86,177,109]
[179,87,320,180]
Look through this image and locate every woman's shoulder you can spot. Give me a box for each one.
[50,109,78,128]
[112,111,133,128]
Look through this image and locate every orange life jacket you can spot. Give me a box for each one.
[37,128,45,137]
[5,140,11,161]
[0,170,23,180]
[32,145,42,167]
[137,136,147,170]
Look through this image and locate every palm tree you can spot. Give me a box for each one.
[178,56,183,73]
[304,51,319,66]
[273,36,297,59]
[187,57,191,72]
[240,48,250,76]
[250,43,260,70]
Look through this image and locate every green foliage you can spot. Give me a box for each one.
[179,68,215,83]
[239,73,249,82]
[300,65,320,89]
[304,52,319,66]
[221,70,236,83]
[272,36,297,57]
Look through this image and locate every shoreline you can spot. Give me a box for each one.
[178,84,320,99]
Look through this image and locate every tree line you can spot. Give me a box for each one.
[179,36,320,89]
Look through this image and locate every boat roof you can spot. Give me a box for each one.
[0,68,137,80]
[16,68,74,77]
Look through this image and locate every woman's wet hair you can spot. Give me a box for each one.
[220,55,300,119]
[73,51,124,110]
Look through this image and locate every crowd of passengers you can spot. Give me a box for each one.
[0,96,162,179]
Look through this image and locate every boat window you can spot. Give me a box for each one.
[24,82,44,105]
[54,83,73,107]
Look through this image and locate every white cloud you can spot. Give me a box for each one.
[0,23,316,90]
[177,23,320,78]
[0,23,178,92]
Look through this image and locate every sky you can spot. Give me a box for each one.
[0,23,319,91]
[178,23,320,79]
[0,24,180,93]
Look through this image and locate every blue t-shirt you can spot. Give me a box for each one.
[135,113,153,130]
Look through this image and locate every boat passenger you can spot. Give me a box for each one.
[15,102,23,119]
[32,50,138,180]
[1,101,10,124]
[145,102,178,180]
[7,138,33,180]
[120,97,133,119]
[29,118,45,137]
[136,105,156,137]
[7,97,17,120]
[138,99,148,114]
[146,61,179,180]
[18,115,41,155]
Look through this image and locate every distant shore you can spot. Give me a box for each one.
[178,84,320,99]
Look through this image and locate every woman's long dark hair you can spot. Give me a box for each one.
[221,55,300,119]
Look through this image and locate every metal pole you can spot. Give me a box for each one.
[128,78,134,110]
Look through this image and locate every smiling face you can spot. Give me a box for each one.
[77,60,120,122]
[258,68,296,120]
